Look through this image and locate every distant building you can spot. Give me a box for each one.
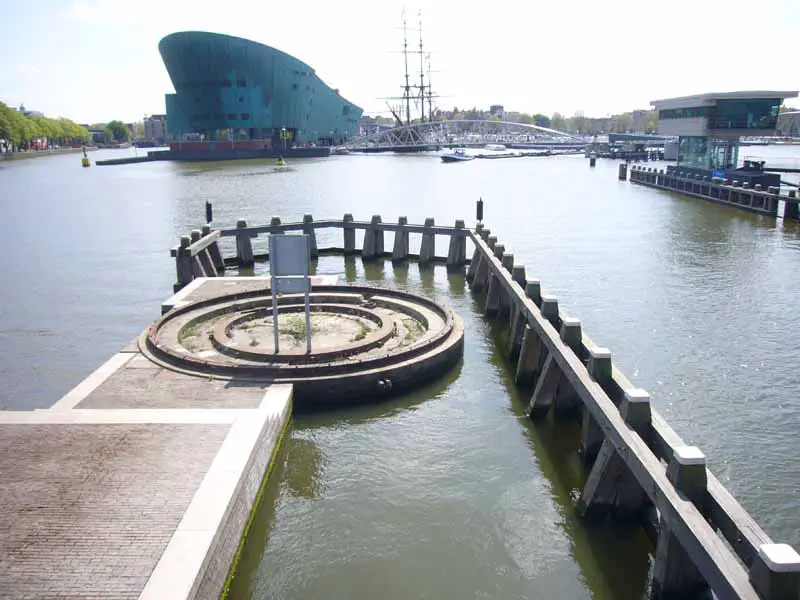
[777,111,800,137]
[630,109,650,133]
[144,114,168,142]
[652,90,797,174]
[489,105,505,119]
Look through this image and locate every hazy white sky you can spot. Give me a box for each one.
[1,0,798,123]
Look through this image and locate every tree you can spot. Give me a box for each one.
[551,112,566,131]
[105,120,130,142]
[569,110,587,134]
[532,113,551,128]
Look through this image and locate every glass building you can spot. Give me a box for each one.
[651,91,796,176]
[158,32,363,147]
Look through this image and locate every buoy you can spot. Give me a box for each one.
[81,157,90,168]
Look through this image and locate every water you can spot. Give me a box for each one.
[1,146,799,597]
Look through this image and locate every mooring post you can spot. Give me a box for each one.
[419,217,436,263]
[784,190,799,221]
[191,229,214,277]
[202,224,225,272]
[527,295,562,419]
[580,347,612,463]
[540,295,559,328]
[504,264,527,358]
[471,248,490,292]
[553,317,583,417]
[578,388,651,519]
[447,219,467,269]
[484,273,501,316]
[589,155,596,167]
[493,243,505,260]
[466,242,481,282]
[619,163,628,181]
[362,215,384,260]
[302,214,318,258]
[175,235,194,291]
[235,219,254,267]
[652,446,710,600]
[392,216,410,261]
[487,236,498,251]
[749,543,800,600]
[525,280,542,307]
[343,213,356,255]
[480,228,491,242]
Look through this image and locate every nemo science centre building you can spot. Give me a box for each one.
[158,31,363,160]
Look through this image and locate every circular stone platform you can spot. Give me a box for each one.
[141,285,464,407]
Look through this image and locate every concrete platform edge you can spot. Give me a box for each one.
[49,352,134,411]
[137,386,292,600]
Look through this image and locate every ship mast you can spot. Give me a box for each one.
[418,11,425,123]
[426,53,434,121]
[402,13,411,126]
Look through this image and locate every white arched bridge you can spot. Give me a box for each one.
[340,120,589,153]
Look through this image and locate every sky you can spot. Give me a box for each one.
[0,0,798,124]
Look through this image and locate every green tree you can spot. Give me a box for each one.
[551,112,566,131]
[532,113,551,128]
[105,120,130,142]
[0,102,13,141]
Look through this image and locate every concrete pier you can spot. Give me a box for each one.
[629,166,799,220]
[0,280,293,599]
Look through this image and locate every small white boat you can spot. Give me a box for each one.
[484,144,507,151]
[441,148,475,163]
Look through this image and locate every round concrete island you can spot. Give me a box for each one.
[141,285,464,408]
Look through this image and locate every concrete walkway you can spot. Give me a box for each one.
[0,278,295,600]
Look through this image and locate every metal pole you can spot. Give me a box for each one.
[304,284,312,354]
[272,281,280,353]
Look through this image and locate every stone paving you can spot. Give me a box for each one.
[0,277,296,600]
[0,422,228,600]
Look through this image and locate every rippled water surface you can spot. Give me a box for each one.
[1,145,798,597]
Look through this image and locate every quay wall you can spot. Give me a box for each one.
[626,164,798,220]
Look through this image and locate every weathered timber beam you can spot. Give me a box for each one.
[467,230,762,599]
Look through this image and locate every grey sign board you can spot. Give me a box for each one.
[268,234,312,353]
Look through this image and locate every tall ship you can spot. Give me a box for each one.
[157,31,363,160]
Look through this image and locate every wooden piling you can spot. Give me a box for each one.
[484,274,501,316]
[175,236,193,291]
[578,388,651,519]
[191,229,215,276]
[515,324,543,386]
[235,219,254,267]
[343,213,356,255]
[362,215,384,260]
[580,347,612,463]
[202,225,225,272]
[749,543,800,600]
[652,446,710,599]
[419,218,436,263]
[446,219,467,269]
[392,216,410,261]
[302,214,318,258]
[553,318,582,417]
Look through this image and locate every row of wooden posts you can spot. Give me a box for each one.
[169,213,800,598]
[625,164,799,220]
[171,215,470,292]
[465,223,799,600]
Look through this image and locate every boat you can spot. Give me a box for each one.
[484,144,507,151]
[441,148,475,163]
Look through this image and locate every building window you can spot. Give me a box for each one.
[658,107,710,120]
[709,99,781,130]
[237,80,247,88]
[241,113,250,120]
[227,113,236,120]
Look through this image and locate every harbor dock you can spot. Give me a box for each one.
[1,213,798,599]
